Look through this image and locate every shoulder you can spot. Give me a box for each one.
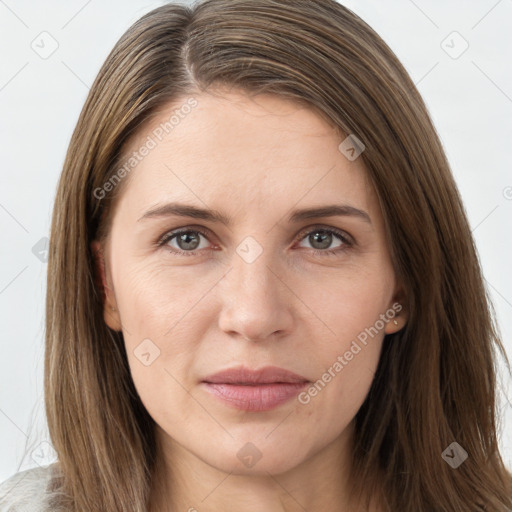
[0,463,60,512]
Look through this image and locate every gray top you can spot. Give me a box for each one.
[0,464,60,512]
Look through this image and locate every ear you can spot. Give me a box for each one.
[384,283,408,335]
[90,240,122,332]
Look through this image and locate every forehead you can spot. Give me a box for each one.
[115,90,375,222]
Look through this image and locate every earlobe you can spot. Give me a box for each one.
[90,240,122,332]
[384,312,405,334]
[384,285,408,335]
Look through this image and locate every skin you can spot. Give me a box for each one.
[91,89,407,512]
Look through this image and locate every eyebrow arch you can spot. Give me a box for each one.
[137,202,372,225]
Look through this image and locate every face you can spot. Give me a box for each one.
[92,90,406,477]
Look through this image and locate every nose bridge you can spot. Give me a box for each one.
[217,234,292,341]
[229,235,281,304]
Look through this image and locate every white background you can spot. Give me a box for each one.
[0,0,511,480]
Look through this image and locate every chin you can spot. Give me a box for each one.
[198,436,310,476]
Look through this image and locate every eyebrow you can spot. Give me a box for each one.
[137,202,372,225]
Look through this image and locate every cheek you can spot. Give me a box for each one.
[298,322,385,438]
[294,264,391,419]
[114,257,216,336]
[293,260,394,341]
[112,263,206,403]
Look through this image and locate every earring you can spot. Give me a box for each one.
[393,319,398,326]
[111,307,116,312]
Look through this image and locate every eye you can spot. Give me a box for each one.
[295,226,354,256]
[157,228,213,257]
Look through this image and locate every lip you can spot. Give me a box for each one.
[203,365,309,385]
[201,365,310,412]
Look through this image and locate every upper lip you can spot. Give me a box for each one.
[202,365,310,385]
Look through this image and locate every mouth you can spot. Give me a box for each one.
[201,365,310,412]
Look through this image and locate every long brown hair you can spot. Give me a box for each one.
[43,0,512,510]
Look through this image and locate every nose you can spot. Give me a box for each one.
[217,247,294,342]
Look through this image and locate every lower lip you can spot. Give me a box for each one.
[202,382,309,412]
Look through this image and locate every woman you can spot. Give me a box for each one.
[1,0,511,510]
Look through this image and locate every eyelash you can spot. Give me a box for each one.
[155,225,354,258]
